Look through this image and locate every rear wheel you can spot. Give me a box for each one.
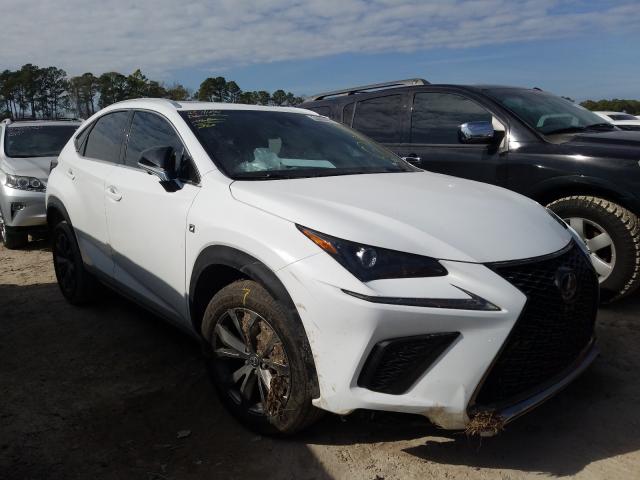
[52,220,98,304]
[548,196,640,302]
[201,280,321,435]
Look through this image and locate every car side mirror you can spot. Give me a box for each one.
[138,146,177,182]
[458,121,498,144]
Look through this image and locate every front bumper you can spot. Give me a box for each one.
[278,242,597,431]
[0,184,46,228]
[479,339,598,427]
[278,253,528,430]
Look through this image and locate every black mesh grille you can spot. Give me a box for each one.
[476,241,598,407]
[358,332,459,395]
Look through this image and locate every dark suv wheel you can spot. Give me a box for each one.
[548,196,640,302]
[201,280,322,435]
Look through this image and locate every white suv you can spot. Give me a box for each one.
[46,99,599,435]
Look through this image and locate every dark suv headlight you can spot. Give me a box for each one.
[5,174,46,192]
[297,225,448,281]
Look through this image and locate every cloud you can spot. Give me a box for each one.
[1,0,638,78]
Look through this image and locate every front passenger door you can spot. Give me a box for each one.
[104,111,200,325]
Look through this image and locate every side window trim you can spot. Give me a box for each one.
[342,102,354,126]
[121,108,201,185]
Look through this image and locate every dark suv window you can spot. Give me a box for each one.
[84,111,130,163]
[125,111,197,182]
[352,95,404,143]
[308,106,331,117]
[411,93,492,144]
[342,103,354,125]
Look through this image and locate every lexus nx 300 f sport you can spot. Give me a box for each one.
[46,99,599,435]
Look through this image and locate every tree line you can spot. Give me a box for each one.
[579,99,640,115]
[0,64,306,120]
[4,63,638,120]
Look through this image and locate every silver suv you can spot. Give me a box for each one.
[0,119,80,248]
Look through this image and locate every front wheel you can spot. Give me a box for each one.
[201,280,321,435]
[548,196,640,302]
[0,210,28,249]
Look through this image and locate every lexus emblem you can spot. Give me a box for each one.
[555,267,578,302]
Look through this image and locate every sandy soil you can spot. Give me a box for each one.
[1,241,639,480]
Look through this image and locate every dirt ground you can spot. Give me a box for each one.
[1,241,639,480]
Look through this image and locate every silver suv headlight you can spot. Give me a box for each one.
[5,174,46,192]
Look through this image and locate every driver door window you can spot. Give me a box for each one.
[124,111,197,182]
[411,93,492,144]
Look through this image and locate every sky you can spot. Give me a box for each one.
[2,0,639,101]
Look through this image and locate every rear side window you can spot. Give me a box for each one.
[84,111,130,163]
[342,103,354,125]
[411,93,492,144]
[352,95,404,143]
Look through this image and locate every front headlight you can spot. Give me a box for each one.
[5,174,46,192]
[297,225,448,281]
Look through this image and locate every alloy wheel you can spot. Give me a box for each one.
[567,217,616,283]
[212,308,291,417]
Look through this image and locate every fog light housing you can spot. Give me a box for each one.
[11,202,26,219]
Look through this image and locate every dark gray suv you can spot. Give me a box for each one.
[301,79,640,301]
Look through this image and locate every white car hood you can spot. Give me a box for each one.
[230,171,572,263]
[1,155,54,182]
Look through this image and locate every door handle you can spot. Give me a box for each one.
[106,185,122,201]
[401,155,422,165]
[66,168,75,180]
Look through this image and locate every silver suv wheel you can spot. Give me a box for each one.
[567,217,616,283]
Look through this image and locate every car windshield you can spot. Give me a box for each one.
[485,88,615,135]
[608,114,638,121]
[179,110,416,180]
[4,125,78,158]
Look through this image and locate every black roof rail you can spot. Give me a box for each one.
[306,78,429,102]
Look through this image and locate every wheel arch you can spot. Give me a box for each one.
[532,176,639,213]
[189,245,320,396]
[46,195,72,229]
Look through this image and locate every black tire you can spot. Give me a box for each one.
[201,279,322,435]
[51,220,99,304]
[548,196,640,302]
[2,228,28,249]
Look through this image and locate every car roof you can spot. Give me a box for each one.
[301,83,539,105]
[3,119,82,128]
[103,98,318,116]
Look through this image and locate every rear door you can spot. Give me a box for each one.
[64,110,130,274]
[104,110,200,324]
[351,93,409,147]
[393,91,506,185]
